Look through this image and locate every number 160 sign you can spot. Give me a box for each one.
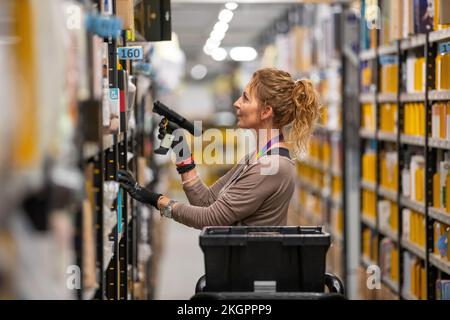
[117,46,143,60]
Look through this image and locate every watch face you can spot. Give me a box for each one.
[163,202,172,218]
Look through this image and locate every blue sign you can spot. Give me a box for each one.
[439,42,450,55]
[117,46,144,60]
[85,13,122,39]
[109,88,119,100]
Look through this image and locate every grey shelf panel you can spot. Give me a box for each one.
[428,207,450,225]
[401,288,419,300]
[360,128,376,139]
[379,226,399,242]
[400,196,425,214]
[400,134,425,146]
[428,90,450,101]
[377,131,397,143]
[330,195,343,208]
[378,93,398,103]
[378,186,398,202]
[429,254,450,275]
[382,276,399,294]
[296,179,330,200]
[378,44,397,56]
[301,158,329,172]
[428,138,450,150]
[359,92,376,104]
[400,34,426,50]
[361,214,377,230]
[401,238,426,260]
[361,180,376,192]
[429,28,450,43]
[359,48,377,61]
[361,255,377,268]
[400,92,425,103]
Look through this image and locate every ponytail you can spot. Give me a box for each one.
[289,79,321,158]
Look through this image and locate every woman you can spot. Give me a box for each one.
[118,68,321,229]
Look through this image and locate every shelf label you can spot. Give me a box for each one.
[117,46,143,60]
[439,42,450,55]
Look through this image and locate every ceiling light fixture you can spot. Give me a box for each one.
[203,45,214,55]
[210,29,226,42]
[225,2,238,11]
[211,47,227,61]
[218,9,233,23]
[190,64,208,80]
[213,21,229,34]
[206,38,221,49]
[229,46,258,61]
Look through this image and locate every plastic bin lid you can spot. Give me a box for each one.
[199,226,331,246]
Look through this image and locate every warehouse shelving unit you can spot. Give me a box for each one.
[359,2,450,300]
[73,0,161,300]
[282,2,350,289]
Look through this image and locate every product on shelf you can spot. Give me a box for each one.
[331,206,344,237]
[401,155,425,203]
[378,199,398,233]
[431,102,450,140]
[431,152,450,211]
[379,104,397,133]
[380,150,398,192]
[361,61,375,93]
[362,227,378,262]
[362,103,376,131]
[363,190,377,219]
[403,251,426,300]
[380,238,399,282]
[332,176,342,199]
[403,103,425,137]
[433,221,449,260]
[434,0,450,30]
[436,279,450,300]
[380,56,398,94]
[360,0,379,50]
[362,147,377,182]
[402,208,426,248]
[436,42,450,90]
[405,55,425,93]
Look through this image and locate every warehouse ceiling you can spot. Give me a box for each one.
[171,1,295,69]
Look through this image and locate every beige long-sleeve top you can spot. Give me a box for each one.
[172,150,296,229]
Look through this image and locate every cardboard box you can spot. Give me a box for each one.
[117,0,134,30]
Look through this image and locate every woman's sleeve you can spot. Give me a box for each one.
[181,163,240,207]
[173,163,280,229]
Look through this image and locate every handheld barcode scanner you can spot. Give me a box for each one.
[155,119,179,155]
[153,101,199,155]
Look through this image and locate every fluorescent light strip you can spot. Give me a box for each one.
[203,5,236,59]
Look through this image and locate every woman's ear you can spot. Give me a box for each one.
[260,104,273,121]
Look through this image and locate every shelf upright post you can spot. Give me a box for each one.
[425,31,438,300]
[398,34,407,300]
[105,0,119,300]
[395,40,403,300]
[118,30,129,300]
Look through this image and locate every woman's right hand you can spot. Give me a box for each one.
[157,118,194,168]
[117,170,162,207]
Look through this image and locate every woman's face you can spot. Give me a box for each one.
[233,82,268,129]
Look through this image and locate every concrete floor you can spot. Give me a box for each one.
[155,210,204,300]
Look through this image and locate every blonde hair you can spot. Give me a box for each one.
[249,68,322,158]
